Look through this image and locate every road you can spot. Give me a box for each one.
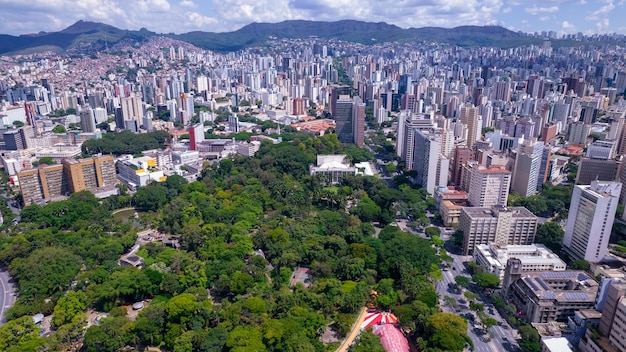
[0,268,15,326]
[396,221,521,352]
[438,265,519,352]
[335,307,367,352]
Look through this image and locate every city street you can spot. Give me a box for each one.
[0,268,15,326]
[437,246,520,352]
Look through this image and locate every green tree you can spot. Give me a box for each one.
[482,316,498,330]
[165,293,200,322]
[472,272,500,289]
[518,324,541,352]
[425,312,469,352]
[535,222,564,253]
[350,196,381,222]
[52,125,67,133]
[133,184,168,211]
[10,246,82,300]
[455,276,471,288]
[0,316,45,351]
[226,325,267,352]
[35,156,55,166]
[350,330,386,352]
[443,296,457,311]
[52,291,87,327]
[425,226,441,237]
[572,259,591,271]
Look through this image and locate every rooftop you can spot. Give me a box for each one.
[462,206,536,218]
[518,271,598,303]
[541,337,573,352]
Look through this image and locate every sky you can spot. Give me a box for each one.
[0,0,624,36]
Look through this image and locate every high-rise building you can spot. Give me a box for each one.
[292,98,307,116]
[467,164,511,207]
[598,282,626,336]
[3,129,27,150]
[333,96,365,146]
[493,80,511,102]
[79,107,96,133]
[460,104,480,148]
[412,129,449,195]
[352,97,365,147]
[460,205,538,255]
[189,123,204,151]
[576,157,620,185]
[228,115,239,133]
[563,180,622,262]
[398,115,436,169]
[334,95,354,143]
[120,95,143,123]
[511,138,543,197]
[567,122,591,145]
[330,85,351,117]
[452,146,474,186]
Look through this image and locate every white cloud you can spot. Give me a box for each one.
[596,18,610,32]
[524,5,559,15]
[179,0,196,7]
[586,0,615,21]
[561,20,576,32]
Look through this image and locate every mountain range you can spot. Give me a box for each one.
[0,19,599,55]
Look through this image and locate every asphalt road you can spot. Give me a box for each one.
[0,268,15,326]
[437,250,520,352]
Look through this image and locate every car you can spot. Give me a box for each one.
[452,267,456,270]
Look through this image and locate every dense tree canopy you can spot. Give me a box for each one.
[81,130,170,156]
[0,132,443,351]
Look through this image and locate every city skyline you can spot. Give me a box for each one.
[0,0,624,37]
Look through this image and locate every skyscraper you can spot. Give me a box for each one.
[334,95,354,143]
[79,107,96,133]
[413,129,449,195]
[352,97,365,147]
[330,85,351,117]
[511,138,543,197]
[460,104,480,148]
[563,180,622,262]
[121,95,143,123]
[398,115,436,170]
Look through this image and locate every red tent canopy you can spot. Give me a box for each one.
[361,311,399,329]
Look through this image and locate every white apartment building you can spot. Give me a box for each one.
[563,180,622,262]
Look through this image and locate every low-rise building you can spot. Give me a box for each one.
[474,243,566,281]
[117,156,166,190]
[505,270,598,324]
[309,154,356,184]
[440,200,467,226]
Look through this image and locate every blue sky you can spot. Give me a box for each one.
[0,0,623,36]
